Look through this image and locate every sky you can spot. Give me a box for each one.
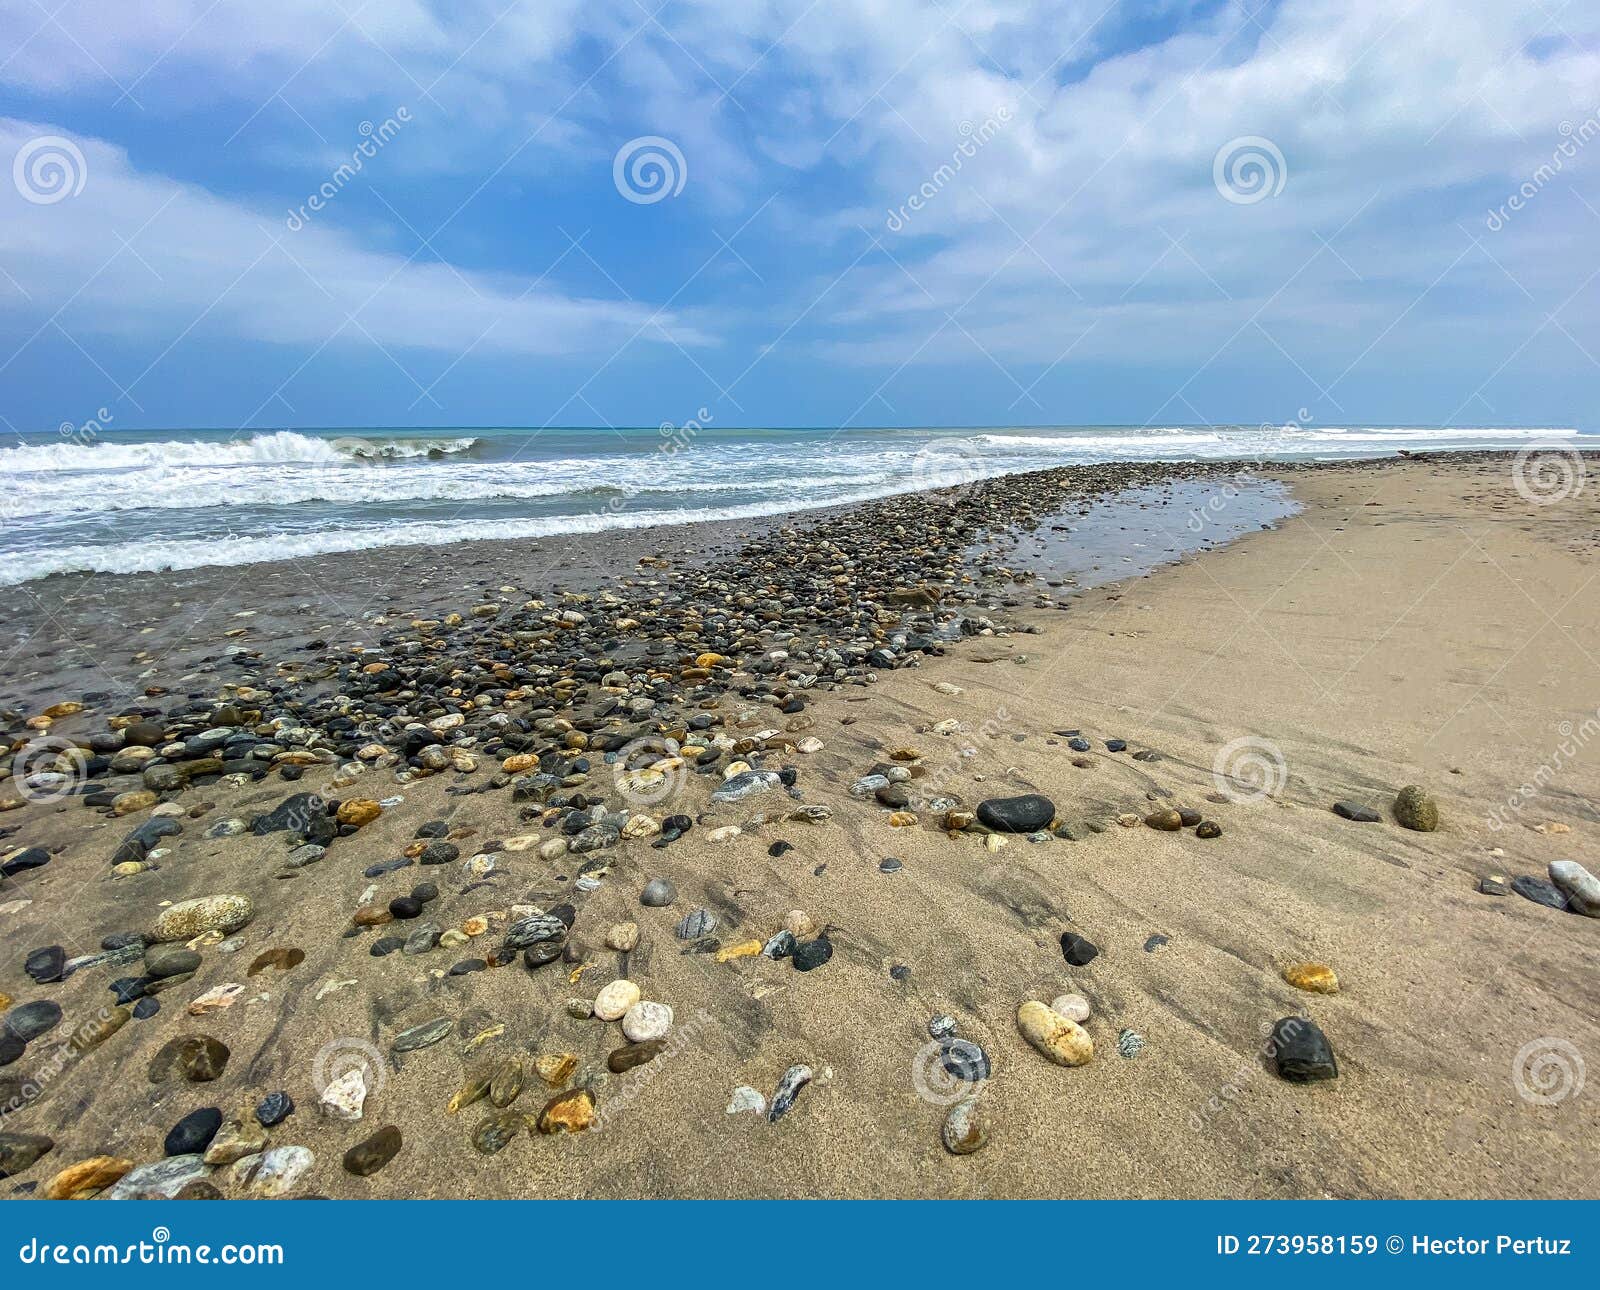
[0,0,1595,434]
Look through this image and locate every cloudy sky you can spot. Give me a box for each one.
[0,0,1595,432]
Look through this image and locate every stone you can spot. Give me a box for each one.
[343,1125,402,1176]
[768,1063,813,1122]
[622,1000,673,1042]
[1144,808,1183,831]
[24,945,66,984]
[1017,1000,1094,1066]
[595,979,641,1021]
[1195,820,1222,839]
[711,770,781,803]
[715,939,763,963]
[236,1145,314,1197]
[472,1111,524,1154]
[1512,875,1569,910]
[255,1091,294,1127]
[489,1058,525,1107]
[942,1096,989,1155]
[144,945,202,978]
[504,914,565,949]
[941,1037,990,1082]
[1549,860,1600,916]
[203,1118,267,1166]
[976,794,1055,833]
[3,1000,62,1043]
[1393,785,1438,832]
[248,947,305,975]
[608,1040,666,1073]
[726,1085,766,1116]
[150,894,253,942]
[1283,962,1339,994]
[1050,993,1091,1023]
[148,1034,230,1082]
[320,1067,368,1121]
[1269,1016,1338,1082]
[784,909,817,938]
[534,1052,577,1086]
[793,935,833,971]
[1059,932,1099,966]
[0,1131,54,1179]
[336,798,382,826]
[928,1014,957,1040]
[676,907,717,939]
[188,983,246,1015]
[392,1016,451,1052]
[105,1154,209,1200]
[537,1088,596,1134]
[1332,800,1380,823]
[606,921,640,951]
[1116,1028,1145,1059]
[165,1107,224,1156]
[43,1156,134,1200]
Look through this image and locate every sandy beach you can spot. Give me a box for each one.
[2,452,1597,1200]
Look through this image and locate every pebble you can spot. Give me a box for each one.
[187,983,245,1015]
[236,1145,314,1197]
[43,1155,133,1199]
[640,878,677,907]
[608,1039,666,1073]
[1049,993,1091,1022]
[1332,800,1380,823]
[255,1091,294,1127]
[1116,1028,1145,1059]
[149,894,253,942]
[1268,1016,1339,1082]
[1017,1000,1094,1066]
[320,1068,368,1121]
[942,1096,989,1155]
[1393,785,1438,831]
[489,1058,525,1107]
[726,1086,767,1116]
[622,1000,673,1042]
[3,1000,62,1043]
[538,1088,596,1134]
[1195,820,1222,839]
[392,1016,451,1052]
[928,1014,957,1040]
[343,1125,402,1176]
[1478,874,1510,896]
[472,1111,525,1154]
[144,945,202,978]
[203,1117,268,1166]
[1512,875,1569,910]
[975,794,1055,833]
[1282,962,1339,994]
[1144,808,1182,831]
[941,1037,991,1082]
[0,1131,54,1178]
[165,1107,224,1156]
[676,907,717,939]
[595,979,641,1021]
[105,1154,209,1200]
[768,1063,813,1122]
[792,935,833,972]
[24,945,66,984]
[1059,932,1099,966]
[606,921,639,951]
[1549,860,1600,916]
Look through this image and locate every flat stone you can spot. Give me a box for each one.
[3,1000,62,1043]
[105,1153,209,1200]
[726,1085,767,1116]
[343,1125,402,1176]
[472,1111,524,1154]
[976,794,1056,833]
[392,1016,451,1052]
[1332,800,1380,823]
[1283,962,1339,994]
[0,1131,54,1179]
[675,907,717,939]
[1512,875,1569,910]
[43,1155,134,1199]
[608,1039,666,1073]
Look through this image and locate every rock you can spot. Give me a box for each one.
[187,983,245,1015]
[942,1096,989,1155]
[1059,932,1099,966]
[792,935,833,972]
[1017,1000,1094,1066]
[768,1063,813,1122]
[1144,808,1183,831]
[1332,800,1380,822]
[784,909,817,938]
[3,1000,62,1043]
[504,914,565,949]
[320,1067,368,1121]
[534,1052,577,1086]
[489,1058,525,1107]
[640,878,677,907]
[203,1118,267,1165]
[1195,820,1222,839]
[763,930,797,960]
[676,907,717,939]
[24,945,66,983]
[726,1086,767,1116]
[928,1014,957,1040]
[472,1111,525,1154]
[1512,875,1569,910]
[1549,860,1600,916]
[715,939,763,962]
[105,1153,209,1200]
[1116,1028,1145,1059]
[1049,993,1091,1023]
[605,921,639,951]
[149,894,253,942]
[255,1091,294,1127]
[1393,785,1438,831]
[941,1038,990,1082]
[1268,1016,1338,1082]
[537,1088,596,1134]
[0,1131,54,1179]
[165,1107,223,1156]
[595,979,641,1021]
[1283,962,1339,994]
[248,947,305,975]
[43,1155,134,1200]
[343,1125,402,1176]
[236,1145,314,1197]
[336,798,382,826]
[608,1040,666,1073]
[622,1000,672,1042]
[1478,874,1510,896]
[711,770,781,803]
[149,1034,230,1082]
[976,794,1055,833]
[144,945,202,978]
[392,1016,451,1052]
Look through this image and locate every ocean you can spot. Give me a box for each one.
[0,423,1573,585]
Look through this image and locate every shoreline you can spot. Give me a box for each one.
[1,450,1597,1199]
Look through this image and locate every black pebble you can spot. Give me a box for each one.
[370,936,405,957]
[1511,876,1569,910]
[1332,800,1380,823]
[941,1037,990,1081]
[1060,932,1099,966]
[879,857,903,873]
[24,946,66,984]
[889,964,910,981]
[388,896,422,920]
[164,1107,223,1156]
[792,935,833,972]
[255,1091,294,1127]
[768,841,793,858]
[1269,1017,1339,1082]
[132,997,160,1020]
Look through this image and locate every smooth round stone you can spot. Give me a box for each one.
[594,979,641,1021]
[343,1125,402,1177]
[1269,1016,1339,1082]
[675,907,717,939]
[1050,993,1091,1023]
[0,1130,54,1178]
[792,934,833,972]
[621,1000,672,1042]
[608,1039,666,1073]
[388,896,423,920]
[1195,820,1222,839]
[1550,860,1600,916]
[255,1091,294,1127]
[942,1096,989,1155]
[940,1037,990,1082]
[164,1106,223,1156]
[143,945,201,978]
[1282,962,1339,994]
[1144,808,1183,831]
[1017,1001,1093,1067]
[640,878,677,907]
[3,1000,62,1043]
[879,857,903,873]
[132,997,160,1020]
[975,794,1055,834]
[149,894,252,942]
[472,1110,524,1155]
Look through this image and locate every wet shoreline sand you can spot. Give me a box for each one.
[2,451,1598,1199]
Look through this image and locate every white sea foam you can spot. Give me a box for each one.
[0,430,480,472]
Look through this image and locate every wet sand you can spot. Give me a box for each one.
[2,453,1598,1199]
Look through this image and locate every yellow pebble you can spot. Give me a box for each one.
[1283,962,1339,994]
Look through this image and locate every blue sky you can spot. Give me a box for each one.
[0,1,1595,434]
